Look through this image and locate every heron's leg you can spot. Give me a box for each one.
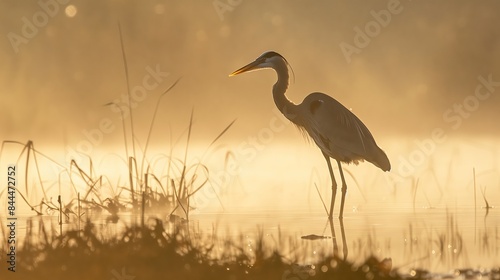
[336,160,348,219]
[323,152,337,219]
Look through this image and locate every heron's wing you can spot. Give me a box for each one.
[301,92,381,164]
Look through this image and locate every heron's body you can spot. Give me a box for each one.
[230,51,390,218]
[296,92,390,171]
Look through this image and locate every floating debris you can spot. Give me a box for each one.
[301,234,331,240]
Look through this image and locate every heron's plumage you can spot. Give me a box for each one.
[298,92,390,171]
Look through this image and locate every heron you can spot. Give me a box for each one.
[229,51,390,219]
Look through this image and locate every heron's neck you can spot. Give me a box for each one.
[272,62,300,124]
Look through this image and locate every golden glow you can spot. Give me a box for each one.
[2,2,499,272]
[64,5,77,18]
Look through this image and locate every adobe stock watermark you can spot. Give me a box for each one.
[65,65,169,163]
[7,0,71,54]
[192,107,290,209]
[111,267,135,280]
[282,264,313,280]
[395,74,499,179]
[213,0,243,21]
[339,0,407,63]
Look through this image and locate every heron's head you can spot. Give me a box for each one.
[229,51,290,77]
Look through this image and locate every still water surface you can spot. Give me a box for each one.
[7,203,498,274]
[191,204,499,273]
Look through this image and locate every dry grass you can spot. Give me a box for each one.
[0,216,413,280]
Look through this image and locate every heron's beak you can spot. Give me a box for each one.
[229,59,262,77]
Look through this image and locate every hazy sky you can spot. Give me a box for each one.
[1,0,500,151]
